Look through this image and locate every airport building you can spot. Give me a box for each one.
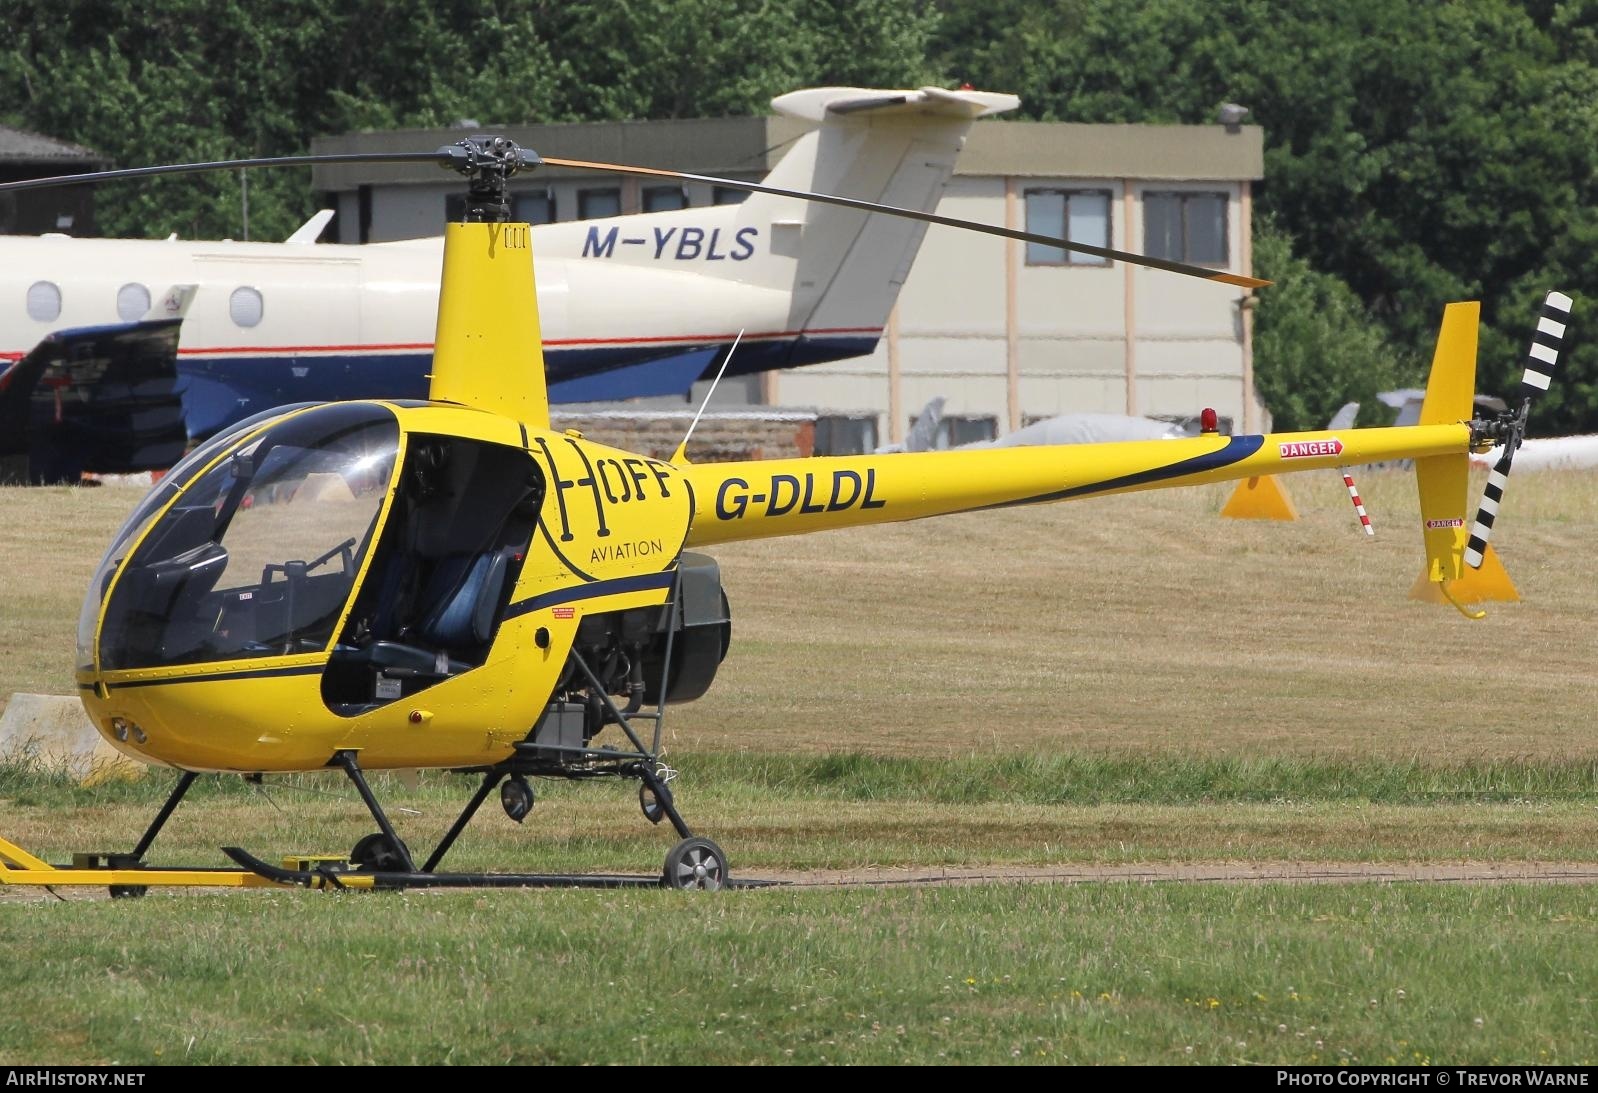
[312,111,1265,444]
[0,125,105,236]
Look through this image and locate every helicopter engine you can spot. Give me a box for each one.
[554,552,731,744]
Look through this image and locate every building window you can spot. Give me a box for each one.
[513,192,555,224]
[932,415,998,448]
[116,283,151,321]
[229,286,264,328]
[1024,189,1111,266]
[814,414,879,456]
[712,186,748,206]
[1143,192,1228,265]
[643,186,687,212]
[578,188,621,219]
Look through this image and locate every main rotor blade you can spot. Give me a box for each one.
[2,143,1271,289]
[0,152,452,194]
[543,155,1271,289]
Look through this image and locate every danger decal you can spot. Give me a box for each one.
[1279,439,1344,459]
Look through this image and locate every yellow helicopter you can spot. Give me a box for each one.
[0,112,1570,895]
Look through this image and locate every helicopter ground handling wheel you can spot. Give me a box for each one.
[102,853,148,899]
[350,832,412,873]
[639,779,671,825]
[664,837,727,891]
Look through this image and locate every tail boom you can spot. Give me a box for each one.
[683,424,1469,547]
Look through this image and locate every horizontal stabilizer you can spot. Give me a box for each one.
[771,86,1019,123]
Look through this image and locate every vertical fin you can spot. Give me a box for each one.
[1413,302,1480,583]
[429,221,549,429]
[1417,301,1479,426]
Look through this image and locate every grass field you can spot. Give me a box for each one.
[2,884,1594,1065]
[2,467,1596,1064]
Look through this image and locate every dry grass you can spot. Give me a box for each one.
[3,467,1598,761]
[0,485,134,703]
[690,466,1598,760]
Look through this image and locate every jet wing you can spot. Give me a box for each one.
[547,346,721,404]
[0,316,189,482]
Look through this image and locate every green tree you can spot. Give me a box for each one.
[0,0,572,239]
[1251,220,1405,432]
[930,0,1598,431]
[0,0,940,237]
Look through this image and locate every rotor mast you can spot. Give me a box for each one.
[428,136,551,429]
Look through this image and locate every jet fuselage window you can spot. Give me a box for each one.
[229,286,264,328]
[117,283,151,322]
[26,280,62,322]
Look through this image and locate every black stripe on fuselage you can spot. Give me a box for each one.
[976,435,1267,511]
[504,569,678,621]
[97,662,327,691]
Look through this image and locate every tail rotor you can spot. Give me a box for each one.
[1463,291,1573,569]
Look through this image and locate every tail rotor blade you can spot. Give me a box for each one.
[1464,452,1512,568]
[1521,291,1572,400]
[1463,290,1572,569]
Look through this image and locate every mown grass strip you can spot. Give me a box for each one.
[0,883,1593,1065]
[12,752,1595,810]
[710,752,1598,804]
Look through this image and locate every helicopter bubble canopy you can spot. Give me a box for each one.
[89,403,399,672]
[75,403,324,669]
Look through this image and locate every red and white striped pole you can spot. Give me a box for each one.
[1342,471,1373,536]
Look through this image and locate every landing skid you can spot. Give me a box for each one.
[219,846,771,891]
[1,592,746,895]
[0,835,771,894]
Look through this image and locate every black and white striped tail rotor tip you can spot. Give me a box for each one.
[1464,290,1573,569]
[1520,290,1573,400]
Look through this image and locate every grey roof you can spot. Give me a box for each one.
[0,124,105,164]
[311,114,1262,190]
[958,121,1263,181]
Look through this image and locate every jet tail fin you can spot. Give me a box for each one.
[285,210,334,244]
[745,87,1018,343]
